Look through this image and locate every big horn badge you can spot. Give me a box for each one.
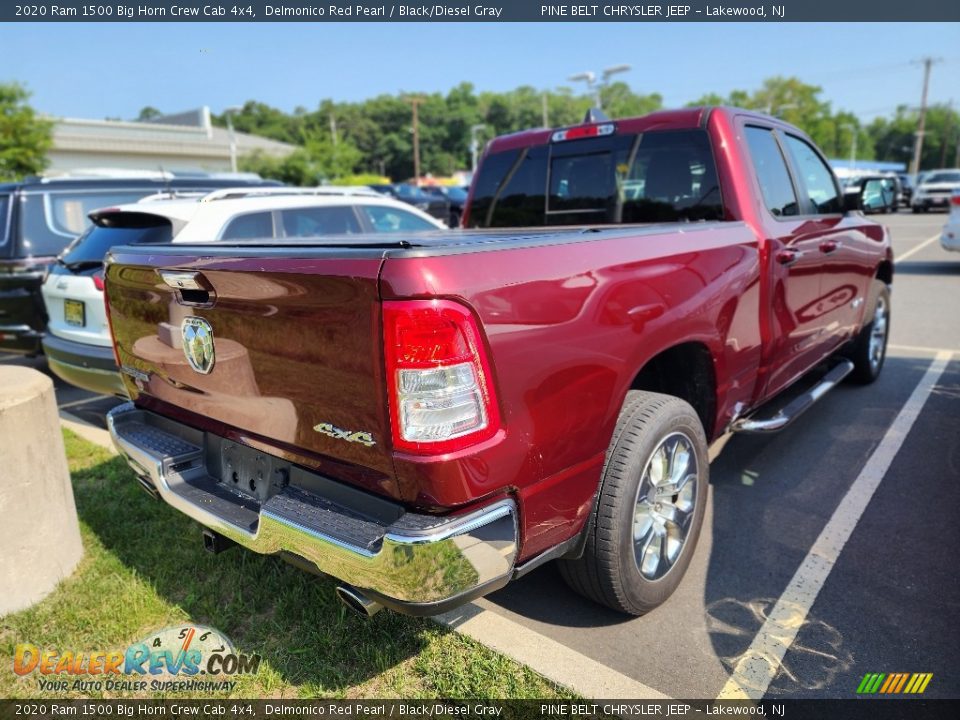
[181,317,216,374]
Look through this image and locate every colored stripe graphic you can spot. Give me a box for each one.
[857,672,932,694]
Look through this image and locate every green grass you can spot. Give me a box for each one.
[0,430,569,700]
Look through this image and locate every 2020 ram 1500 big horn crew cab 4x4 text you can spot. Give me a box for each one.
[103,107,892,617]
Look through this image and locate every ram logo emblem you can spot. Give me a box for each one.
[181,317,215,375]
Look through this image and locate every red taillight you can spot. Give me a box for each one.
[551,123,615,143]
[93,272,105,292]
[383,299,500,455]
[951,194,960,206]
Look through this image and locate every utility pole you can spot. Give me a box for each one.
[542,93,549,128]
[842,124,859,172]
[470,124,486,173]
[329,113,338,147]
[404,96,424,185]
[911,56,942,176]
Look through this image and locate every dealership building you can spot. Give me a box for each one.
[44,107,296,176]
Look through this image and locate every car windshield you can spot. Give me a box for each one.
[60,216,173,267]
[443,187,468,202]
[924,172,960,184]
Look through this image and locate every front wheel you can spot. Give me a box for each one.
[558,391,708,615]
[848,284,890,384]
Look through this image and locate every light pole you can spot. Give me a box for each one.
[568,71,598,107]
[224,105,242,173]
[841,124,859,172]
[568,65,631,110]
[470,124,487,173]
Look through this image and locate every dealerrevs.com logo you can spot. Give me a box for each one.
[13,625,261,693]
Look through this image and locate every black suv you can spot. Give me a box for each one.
[0,175,278,355]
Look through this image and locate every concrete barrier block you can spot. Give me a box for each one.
[0,367,83,615]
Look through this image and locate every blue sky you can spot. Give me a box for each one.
[3,22,958,122]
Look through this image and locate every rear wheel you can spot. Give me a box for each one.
[848,284,890,384]
[558,391,708,615]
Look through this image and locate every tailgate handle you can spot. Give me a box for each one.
[159,270,214,307]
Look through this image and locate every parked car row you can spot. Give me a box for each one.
[3,179,446,397]
[0,174,279,357]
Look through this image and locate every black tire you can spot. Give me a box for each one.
[449,211,461,229]
[912,206,921,214]
[848,283,890,384]
[558,391,709,615]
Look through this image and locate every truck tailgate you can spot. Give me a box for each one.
[105,249,397,498]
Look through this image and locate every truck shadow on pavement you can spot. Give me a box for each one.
[482,356,934,695]
[890,260,960,275]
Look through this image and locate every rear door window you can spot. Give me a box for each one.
[361,205,439,232]
[221,211,274,240]
[744,126,800,218]
[280,206,362,237]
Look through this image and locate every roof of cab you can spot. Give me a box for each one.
[483,106,810,156]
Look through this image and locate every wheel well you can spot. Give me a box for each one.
[630,343,717,437]
[876,260,893,286]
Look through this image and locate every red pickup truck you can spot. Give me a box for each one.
[104,107,892,617]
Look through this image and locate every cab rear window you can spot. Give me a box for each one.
[469,129,724,228]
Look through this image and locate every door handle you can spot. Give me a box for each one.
[159,270,214,306]
[819,240,839,254]
[776,249,801,266]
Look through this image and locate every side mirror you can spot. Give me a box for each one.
[843,190,863,213]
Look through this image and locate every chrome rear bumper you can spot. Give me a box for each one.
[106,402,518,615]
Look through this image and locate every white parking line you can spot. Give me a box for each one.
[890,343,960,356]
[894,233,940,263]
[59,411,116,453]
[438,604,671,700]
[716,351,952,700]
[58,396,104,410]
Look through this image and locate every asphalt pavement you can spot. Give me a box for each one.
[2,210,957,699]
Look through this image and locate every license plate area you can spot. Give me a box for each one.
[64,299,85,327]
[219,441,288,503]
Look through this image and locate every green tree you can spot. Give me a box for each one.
[0,83,53,181]
[136,106,163,121]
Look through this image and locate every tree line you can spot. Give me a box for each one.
[217,76,960,184]
[1,78,957,183]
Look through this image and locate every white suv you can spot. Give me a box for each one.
[40,188,446,396]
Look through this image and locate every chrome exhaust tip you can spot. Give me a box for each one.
[335,584,382,618]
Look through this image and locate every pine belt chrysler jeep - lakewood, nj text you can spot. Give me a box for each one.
[104,107,893,617]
